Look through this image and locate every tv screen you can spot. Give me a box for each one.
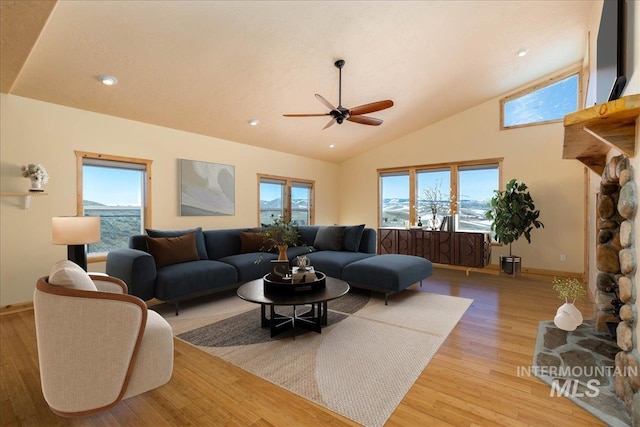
[596,0,627,103]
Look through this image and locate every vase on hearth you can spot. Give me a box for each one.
[553,302,583,331]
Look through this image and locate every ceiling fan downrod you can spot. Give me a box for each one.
[335,59,345,108]
[334,59,349,123]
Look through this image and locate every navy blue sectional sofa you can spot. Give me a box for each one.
[106,225,432,314]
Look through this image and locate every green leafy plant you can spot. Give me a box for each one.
[260,214,301,249]
[552,277,587,303]
[485,178,544,255]
[255,215,304,264]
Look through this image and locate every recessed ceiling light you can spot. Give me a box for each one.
[248,119,259,126]
[329,144,335,148]
[98,74,118,86]
[516,48,529,58]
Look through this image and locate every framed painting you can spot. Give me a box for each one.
[179,159,235,216]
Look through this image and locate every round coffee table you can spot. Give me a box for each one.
[237,276,349,338]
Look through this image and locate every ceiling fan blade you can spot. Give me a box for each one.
[347,115,383,126]
[349,100,394,116]
[323,118,337,130]
[283,113,330,117]
[315,94,336,111]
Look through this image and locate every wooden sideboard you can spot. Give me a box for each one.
[378,228,492,268]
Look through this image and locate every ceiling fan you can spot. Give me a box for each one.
[283,59,394,130]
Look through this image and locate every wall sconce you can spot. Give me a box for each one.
[52,216,101,271]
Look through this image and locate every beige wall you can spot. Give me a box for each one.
[338,81,587,275]
[0,94,340,306]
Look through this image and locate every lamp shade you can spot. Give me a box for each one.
[52,216,101,245]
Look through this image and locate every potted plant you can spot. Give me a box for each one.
[552,277,587,331]
[21,163,49,191]
[485,178,544,275]
[259,215,302,261]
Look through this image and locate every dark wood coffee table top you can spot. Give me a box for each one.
[237,276,349,306]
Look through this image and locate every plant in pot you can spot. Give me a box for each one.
[552,277,587,331]
[485,178,544,275]
[258,214,302,262]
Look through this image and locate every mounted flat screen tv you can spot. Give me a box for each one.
[596,0,628,103]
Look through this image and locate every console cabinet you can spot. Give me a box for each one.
[378,228,491,268]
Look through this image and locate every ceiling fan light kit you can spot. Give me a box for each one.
[284,59,393,129]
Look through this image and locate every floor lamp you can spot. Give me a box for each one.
[52,216,101,271]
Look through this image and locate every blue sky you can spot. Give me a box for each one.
[382,168,498,201]
[84,166,142,206]
[504,73,578,126]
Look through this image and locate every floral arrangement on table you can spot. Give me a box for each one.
[21,163,49,184]
[418,179,456,229]
[261,214,301,249]
[552,277,587,303]
[255,214,305,263]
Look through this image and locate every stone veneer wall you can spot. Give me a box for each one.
[594,154,639,422]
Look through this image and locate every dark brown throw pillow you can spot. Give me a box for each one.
[145,232,199,268]
[240,231,265,253]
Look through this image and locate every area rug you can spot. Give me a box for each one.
[155,288,472,427]
[532,320,631,427]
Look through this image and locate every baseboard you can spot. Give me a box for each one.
[0,301,34,315]
[0,266,583,316]
[433,263,584,281]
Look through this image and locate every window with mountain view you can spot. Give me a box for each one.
[76,152,152,258]
[379,158,502,230]
[258,175,314,226]
[380,171,410,228]
[457,164,499,232]
[501,69,580,129]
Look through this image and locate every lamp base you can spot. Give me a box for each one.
[68,245,87,271]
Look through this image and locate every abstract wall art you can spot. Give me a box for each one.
[179,159,235,216]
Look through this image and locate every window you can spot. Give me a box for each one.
[76,151,152,260]
[501,69,580,129]
[378,158,502,232]
[457,164,499,232]
[416,168,451,228]
[258,175,314,225]
[380,171,409,228]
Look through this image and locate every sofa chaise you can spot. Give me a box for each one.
[106,225,432,314]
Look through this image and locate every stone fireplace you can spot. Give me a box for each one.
[594,154,639,421]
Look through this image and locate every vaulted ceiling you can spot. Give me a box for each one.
[1,0,595,163]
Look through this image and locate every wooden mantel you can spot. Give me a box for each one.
[563,94,639,174]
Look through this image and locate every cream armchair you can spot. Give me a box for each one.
[34,260,173,417]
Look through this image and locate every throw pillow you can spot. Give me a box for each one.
[313,226,346,251]
[146,227,208,260]
[240,231,266,253]
[342,224,365,252]
[145,232,200,269]
[48,260,97,291]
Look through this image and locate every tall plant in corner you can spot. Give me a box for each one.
[485,178,544,257]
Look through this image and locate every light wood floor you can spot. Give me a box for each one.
[1,268,607,426]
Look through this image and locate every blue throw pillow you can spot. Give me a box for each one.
[146,227,208,260]
[313,226,346,251]
[342,224,365,252]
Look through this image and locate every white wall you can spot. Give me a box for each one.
[0,94,340,306]
[338,88,587,275]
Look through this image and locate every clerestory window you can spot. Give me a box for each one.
[500,69,580,129]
